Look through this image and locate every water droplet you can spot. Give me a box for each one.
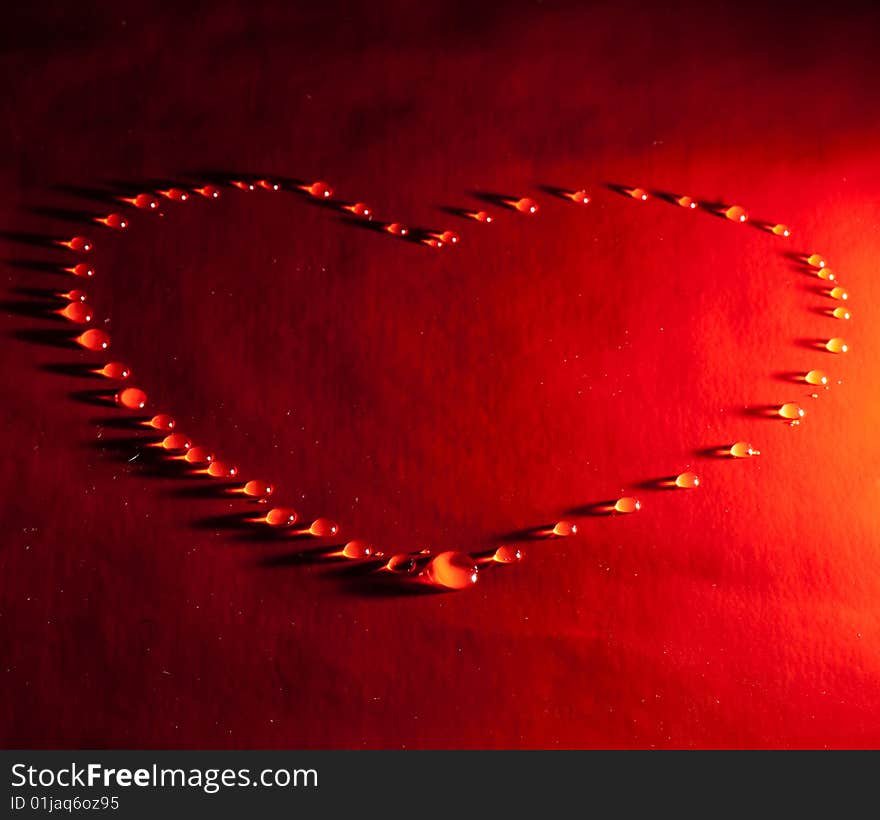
[309,518,339,537]
[195,185,220,199]
[97,213,128,229]
[422,238,444,249]
[258,179,281,191]
[345,202,372,218]
[779,402,805,420]
[302,180,333,199]
[161,433,192,452]
[816,268,836,281]
[342,540,373,559]
[62,236,93,252]
[826,337,848,353]
[425,551,479,590]
[59,289,87,302]
[128,193,160,210]
[614,497,641,513]
[627,187,649,201]
[386,553,420,574]
[724,205,748,223]
[675,472,700,488]
[676,195,697,209]
[98,362,131,380]
[148,414,175,431]
[552,521,577,537]
[492,545,523,564]
[832,307,851,320]
[266,508,298,527]
[469,210,493,223]
[432,230,459,244]
[385,222,409,236]
[729,441,759,458]
[805,369,828,386]
[158,188,189,201]
[569,189,591,204]
[829,286,849,300]
[58,302,92,323]
[806,253,826,268]
[115,387,147,410]
[75,329,110,351]
[66,263,94,278]
[771,223,791,237]
[513,197,539,214]
[232,180,256,192]
[207,461,238,478]
[243,480,274,498]
[184,446,214,464]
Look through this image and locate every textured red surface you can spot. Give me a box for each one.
[2,1,879,749]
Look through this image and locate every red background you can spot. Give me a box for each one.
[2,0,879,749]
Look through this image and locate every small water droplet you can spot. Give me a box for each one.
[115,387,147,410]
[614,497,641,513]
[552,521,577,537]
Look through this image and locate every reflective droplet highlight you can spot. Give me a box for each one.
[266,508,298,528]
[806,254,826,268]
[627,187,648,201]
[62,236,93,252]
[76,329,110,350]
[832,307,851,320]
[97,213,128,230]
[805,369,828,386]
[816,268,836,281]
[829,287,849,301]
[99,362,130,380]
[779,402,805,420]
[469,210,493,223]
[724,205,748,223]
[425,551,479,590]
[342,540,373,559]
[513,197,538,214]
[675,472,700,488]
[303,180,333,199]
[59,289,87,302]
[492,545,523,564]
[67,263,94,278]
[148,414,175,431]
[614,497,641,513]
[771,223,791,237]
[129,193,160,210]
[207,461,238,478]
[243,480,274,498]
[386,553,419,574]
[184,446,214,464]
[826,338,848,353]
[161,433,192,452]
[309,518,339,537]
[729,441,759,458]
[59,302,92,323]
[552,521,577,537]
[677,195,697,209]
[195,185,220,199]
[385,222,409,236]
[345,202,372,218]
[569,189,591,205]
[115,387,147,410]
[158,188,189,201]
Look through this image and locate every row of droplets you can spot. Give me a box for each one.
[46,176,849,591]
